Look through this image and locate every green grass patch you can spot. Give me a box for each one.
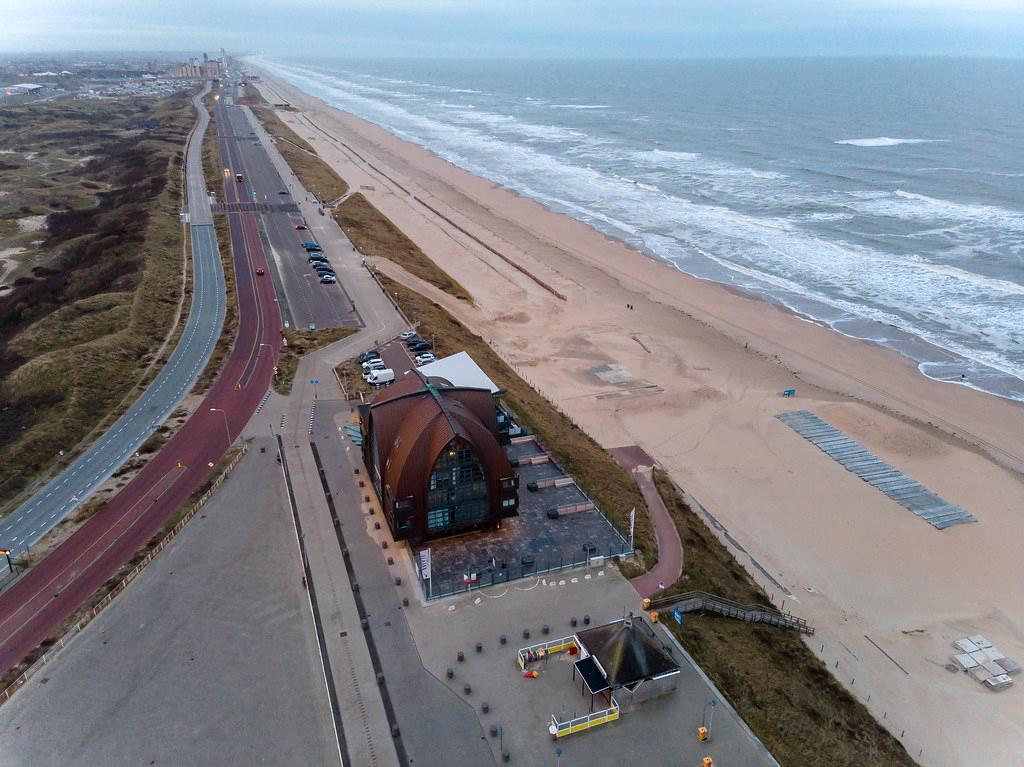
[334,193,472,302]
[251,106,348,203]
[376,270,655,568]
[651,468,915,767]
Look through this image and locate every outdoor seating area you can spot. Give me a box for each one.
[412,433,631,599]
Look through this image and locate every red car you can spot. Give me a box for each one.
[256,267,265,275]
[294,224,307,230]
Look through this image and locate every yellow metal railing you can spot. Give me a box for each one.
[550,696,620,737]
[516,635,579,669]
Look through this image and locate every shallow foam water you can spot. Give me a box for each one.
[254,57,1024,402]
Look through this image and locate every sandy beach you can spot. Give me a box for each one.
[255,71,1024,765]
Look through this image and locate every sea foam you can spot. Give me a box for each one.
[834,137,949,147]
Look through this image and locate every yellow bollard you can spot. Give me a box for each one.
[650,610,659,623]
[642,597,651,610]
[703,758,713,767]
[697,726,708,742]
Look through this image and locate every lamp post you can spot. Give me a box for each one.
[210,407,231,448]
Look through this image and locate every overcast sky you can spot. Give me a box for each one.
[1,0,1022,58]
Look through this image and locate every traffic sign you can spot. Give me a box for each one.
[309,378,320,385]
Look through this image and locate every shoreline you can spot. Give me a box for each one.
[252,58,1024,408]
[254,67,1024,766]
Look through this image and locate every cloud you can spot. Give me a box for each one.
[0,0,1021,56]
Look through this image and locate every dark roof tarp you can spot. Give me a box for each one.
[574,656,609,695]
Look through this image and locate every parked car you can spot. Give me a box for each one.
[399,330,417,340]
[366,368,395,386]
[408,340,432,353]
[362,358,386,372]
[358,350,381,363]
[278,190,288,195]
[320,275,337,284]
[414,352,436,366]
[308,255,328,263]
[302,241,322,251]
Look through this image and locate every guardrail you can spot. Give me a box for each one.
[550,696,620,737]
[517,635,580,669]
[650,590,815,635]
[0,445,248,707]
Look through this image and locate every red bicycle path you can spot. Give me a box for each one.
[0,99,282,677]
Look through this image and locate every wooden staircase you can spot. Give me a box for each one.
[651,590,815,635]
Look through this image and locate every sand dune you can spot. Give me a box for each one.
[255,71,1024,766]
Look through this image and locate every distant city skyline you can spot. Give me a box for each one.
[1,0,1023,58]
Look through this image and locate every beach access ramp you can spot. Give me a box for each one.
[775,410,976,530]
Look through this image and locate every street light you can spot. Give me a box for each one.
[210,407,231,448]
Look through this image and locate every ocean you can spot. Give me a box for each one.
[255,57,1024,402]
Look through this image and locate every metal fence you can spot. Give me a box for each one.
[0,445,248,707]
[419,539,633,601]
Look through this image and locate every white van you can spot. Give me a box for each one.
[366,368,395,386]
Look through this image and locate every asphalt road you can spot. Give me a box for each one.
[220,99,358,330]
[0,440,337,767]
[0,86,226,560]
[0,87,284,677]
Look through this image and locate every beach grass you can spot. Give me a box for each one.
[334,193,473,302]
[375,270,656,568]
[0,91,195,508]
[251,106,349,203]
[651,468,916,767]
[335,358,374,400]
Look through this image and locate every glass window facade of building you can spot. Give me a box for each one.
[426,438,489,532]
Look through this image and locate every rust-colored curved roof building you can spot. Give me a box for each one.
[361,374,518,541]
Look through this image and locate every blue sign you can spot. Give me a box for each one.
[309,379,320,385]
[673,607,684,626]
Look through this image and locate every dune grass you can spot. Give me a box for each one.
[0,91,195,507]
[651,468,916,767]
[334,193,472,302]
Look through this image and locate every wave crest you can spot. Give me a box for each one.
[834,137,949,147]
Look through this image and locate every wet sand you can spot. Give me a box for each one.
[254,70,1024,766]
